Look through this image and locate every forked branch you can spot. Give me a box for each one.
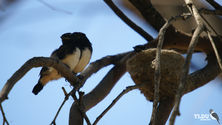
[69,52,134,125]
[151,13,191,125]
[0,57,79,103]
[50,87,69,125]
[170,1,205,124]
[0,104,9,125]
[93,84,144,125]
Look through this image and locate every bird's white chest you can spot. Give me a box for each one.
[62,48,81,70]
[73,48,92,73]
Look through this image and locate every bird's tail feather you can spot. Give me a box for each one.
[217,120,220,125]
[32,81,43,95]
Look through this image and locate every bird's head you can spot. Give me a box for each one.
[72,32,86,40]
[60,33,72,44]
[210,109,214,114]
[71,32,91,46]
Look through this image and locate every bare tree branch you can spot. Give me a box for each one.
[0,50,133,125]
[170,25,204,125]
[104,0,153,42]
[84,53,134,110]
[37,0,72,14]
[50,87,69,125]
[51,88,92,125]
[78,91,92,125]
[129,0,222,55]
[207,31,222,71]
[1,1,222,125]
[129,0,165,31]
[128,48,220,125]
[185,55,220,92]
[0,104,9,125]
[170,1,205,124]
[155,98,175,125]
[0,57,79,103]
[205,0,222,10]
[69,65,126,125]
[151,15,180,125]
[134,13,190,124]
[69,52,134,125]
[93,84,143,125]
[77,52,131,90]
[67,90,92,125]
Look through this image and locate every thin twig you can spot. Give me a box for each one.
[151,13,191,125]
[50,87,70,125]
[93,84,143,125]
[205,0,222,10]
[169,1,204,124]
[69,52,134,124]
[85,52,134,111]
[37,0,72,15]
[151,21,169,125]
[170,25,204,125]
[207,31,222,71]
[69,90,92,125]
[62,87,68,97]
[69,56,130,125]
[0,104,9,125]
[78,92,91,125]
[70,90,78,102]
[50,88,91,125]
[104,0,153,42]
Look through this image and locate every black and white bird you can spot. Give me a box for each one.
[210,109,220,124]
[32,32,92,95]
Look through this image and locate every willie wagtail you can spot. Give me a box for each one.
[32,32,92,95]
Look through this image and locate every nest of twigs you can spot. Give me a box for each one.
[127,49,185,101]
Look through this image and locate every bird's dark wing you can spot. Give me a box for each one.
[39,66,49,78]
[212,112,220,123]
[212,113,219,119]
[51,44,77,60]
